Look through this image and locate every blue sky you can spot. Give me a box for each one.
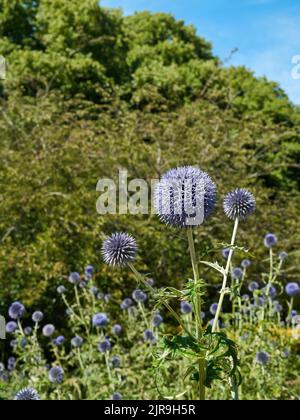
[102,0,300,104]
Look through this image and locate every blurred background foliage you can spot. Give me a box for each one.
[0,0,299,321]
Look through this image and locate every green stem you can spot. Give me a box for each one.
[212,217,239,333]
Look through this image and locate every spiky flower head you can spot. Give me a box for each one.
[57,285,67,295]
[102,232,138,267]
[263,285,277,298]
[144,329,156,344]
[24,327,32,336]
[154,166,217,228]
[98,339,111,353]
[111,392,122,400]
[264,233,278,248]
[85,265,94,279]
[223,189,255,221]
[42,324,55,338]
[8,302,25,320]
[68,272,81,285]
[49,366,64,384]
[241,259,251,269]
[53,336,65,346]
[209,303,218,316]
[180,301,192,314]
[279,251,288,261]
[112,324,122,335]
[256,351,269,365]
[92,313,109,328]
[71,336,84,348]
[248,281,259,292]
[120,298,133,310]
[15,387,40,401]
[222,248,230,259]
[6,321,17,334]
[111,356,121,368]
[132,289,147,303]
[232,267,243,280]
[285,282,300,297]
[152,313,163,327]
[32,311,44,323]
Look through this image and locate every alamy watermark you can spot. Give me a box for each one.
[291,55,300,80]
[96,169,205,226]
[0,56,6,80]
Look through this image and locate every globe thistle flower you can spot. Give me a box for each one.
[279,251,288,261]
[232,267,243,280]
[241,259,251,269]
[242,294,250,301]
[274,303,283,313]
[68,272,81,285]
[112,324,122,335]
[57,285,67,295]
[209,303,218,316]
[15,387,40,401]
[32,311,44,323]
[154,166,217,228]
[111,356,121,369]
[248,281,259,292]
[20,338,28,348]
[152,314,163,328]
[254,297,265,307]
[146,278,154,287]
[10,340,17,348]
[102,232,138,267]
[264,234,278,248]
[53,336,65,346]
[256,351,269,365]
[98,339,111,353]
[222,248,230,259]
[7,357,16,371]
[180,301,192,314]
[120,298,133,310]
[291,310,298,318]
[49,366,64,384]
[144,329,156,344]
[132,289,147,303]
[71,336,84,348]
[42,324,55,338]
[66,308,73,317]
[92,313,109,328]
[285,282,300,297]
[24,327,32,336]
[85,265,94,279]
[6,321,18,334]
[90,286,98,296]
[111,392,122,400]
[8,301,25,320]
[263,285,277,298]
[97,292,104,301]
[223,189,255,221]
[79,281,87,289]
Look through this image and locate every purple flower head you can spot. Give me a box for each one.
[180,301,192,314]
[111,356,121,368]
[146,278,154,287]
[144,329,156,344]
[263,285,277,298]
[274,303,283,313]
[42,324,55,338]
[112,324,122,335]
[102,232,138,267]
[132,289,147,303]
[241,259,251,269]
[6,322,17,334]
[152,314,163,327]
[71,336,84,348]
[111,393,122,400]
[222,248,230,259]
[242,294,250,301]
[8,302,25,320]
[232,267,243,280]
[53,336,65,346]
[264,234,278,248]
[7,357,16,371]
[15,387,40,401]
[97,292,104,301]
[57,285,67,295]
[248,281,259,292]
[49,366,64,384]
[120,298,133,310]
[85,265,94,279]
[32,311,44,323]
[98,339,111,353]
[105,294,111,302]
[154,166,217,228]
[92,313,109,328]
[285,282,300,297]
[256,351,269,365]
[223,189,255,220]
[79,281,87,289]
[209,303,218,316]
[279,252,288,261]
[68,272,81,285]
[24,327,32,336]
[90,286,98,296]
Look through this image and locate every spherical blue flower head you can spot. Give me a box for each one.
[112,324,122,335]
[79,281,87,289]
[111,393,122,400]
[144,329,156,343]
[54,336,65,346]
[222,248,230,259]
[24,327,32,336]
[42,324,55,337]
[256,351,269,365]
[248,281,259,292]
[8,301,26,320]
[32,311,44,323]
[93,313,109,328]
[291,310,298,318]
[120,298,133,310]
[91,286,98,296]
[146,278,155,287]
[279,251,288,261]
[132,289,147,303]
[263,285,277,298]
[223,189,256,221]
[242,294,250,301]
[15,387,40,401]
[49,366,64,384]
[274,303,283,313]
[254,297,265,307]
[241,259,251,269]
[68,272,81,285]
[6,321,17,334]
[7,357,16,371]
[154,166,217,228]
[85,265,94,279]
[208,319,221,327]
[97,292,104,301]
[180,301,192,314]
[152,314,163,327]
[66,308,73,317]
[57,285,67,295]
[209,303,218,316]
[111,356,121,368]
[232,267,243,280]
[20,338,28,348]
[98,339,111,353]
[102,232,138,267]
[10,340,17,348]
[71,336,84,348]
[285,282,300,297]
[264,233,278,248]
